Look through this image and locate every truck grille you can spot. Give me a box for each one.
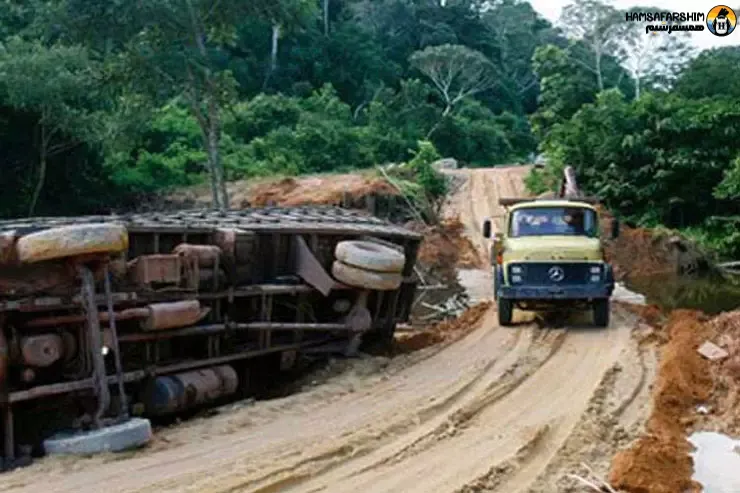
[508,263,597,285]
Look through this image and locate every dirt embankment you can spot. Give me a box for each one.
[609,308,740,492]
[392,302,491,354]
[165,173,399,209]
[408,217,483,281]
[598,209,713,281]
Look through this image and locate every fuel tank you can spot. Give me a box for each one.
[143,365,238,416]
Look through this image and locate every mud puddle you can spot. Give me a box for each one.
[689,431,740,493]
[625,273,740,314]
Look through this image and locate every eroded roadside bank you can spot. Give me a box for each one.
[602,223,740,492]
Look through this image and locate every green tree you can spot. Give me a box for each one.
[530,44,598,139]
[0,38,102,215]
[674,46,740,100]
[558,0,623,91]
[615,6,693,98]
[539,90,740,227]
[480,0,561,113]
[60,0,314,210]
[409,44,497,118]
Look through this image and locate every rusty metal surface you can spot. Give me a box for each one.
[0,232,16,265]
[7,340,326,404]
[0,207,423,239]
[128,254,183,286]
[118,322,349,343]
[104,266,128,419]
[19,335,64,367]
[173,244,222,268]
[144,365,238,416]
[79,265,110,428]
[293,235,335,296]
[142,300,208,331]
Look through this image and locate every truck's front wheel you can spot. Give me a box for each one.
[498,298,513,326]
[592,299,610,327]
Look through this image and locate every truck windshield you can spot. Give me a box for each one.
[509,207,597,237]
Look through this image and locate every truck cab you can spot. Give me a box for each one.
[482,198,619,327]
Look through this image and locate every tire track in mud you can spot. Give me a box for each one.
[351,329,568,473]
[126,310,525,493]
[178,316,527,493]
[247,327,577,493]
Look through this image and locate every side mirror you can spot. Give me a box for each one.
[611,218,620,239]
[482,219,492,238]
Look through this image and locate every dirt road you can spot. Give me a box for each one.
[1,167,653,493]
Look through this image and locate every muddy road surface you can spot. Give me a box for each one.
[1,167,654,493]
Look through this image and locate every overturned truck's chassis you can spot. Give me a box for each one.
[0,206,422,465]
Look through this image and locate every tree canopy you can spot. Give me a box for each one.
[0,0,737,258]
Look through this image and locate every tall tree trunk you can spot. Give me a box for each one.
[186,0,228,210]
[426,104,452,139]
[206,116,227,210]
[204,80,228,210]
[28,144,47,217]
[264,24,280,89]
[634,76,641,99]
[323,0,330,36]
[595,50,604,91]
[28,122,50,217]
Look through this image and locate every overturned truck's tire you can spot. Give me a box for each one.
[43,418,152,456]
[16,223,129,264]
[332,261,402,291]
[335,240,405,273]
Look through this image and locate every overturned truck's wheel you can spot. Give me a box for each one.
[332,261,402,291]
[335,240,405,273]
[43,418,152,456]
[16,223,129,264]
[497,298,513,326]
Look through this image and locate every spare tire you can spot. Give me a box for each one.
[332,260,402,291]
[16,223,129,264]
[335,240,405,273]
[43,418,152,456]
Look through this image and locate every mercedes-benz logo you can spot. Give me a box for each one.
[548,266,565,282]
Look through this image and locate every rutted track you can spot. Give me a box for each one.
[0,167,653,493]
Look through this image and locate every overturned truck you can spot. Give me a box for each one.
[0,206,422,467]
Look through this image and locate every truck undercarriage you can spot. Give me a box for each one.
[0,206,422,467]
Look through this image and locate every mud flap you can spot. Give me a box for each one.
[292,236,335,296]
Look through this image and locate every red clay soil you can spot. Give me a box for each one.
[603,225,676,281]
[702,310,740,436]
[609,310,715,493]
[168,173,399,209]
[410,216,483,274]
[246,174,399,207]
[598,207,707,281]
[392,301,491,354]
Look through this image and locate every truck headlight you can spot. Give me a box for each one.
[590,275,600,282]
[590,266,601,274]
[512,275,522,283]
[511,266,522,274]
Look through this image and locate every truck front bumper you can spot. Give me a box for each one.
[498,283,614,300]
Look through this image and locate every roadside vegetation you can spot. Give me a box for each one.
[0,0,737,257]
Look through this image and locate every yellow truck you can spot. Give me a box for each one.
[482,198,619,327]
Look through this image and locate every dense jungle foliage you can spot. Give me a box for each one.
[0,0,737,256]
